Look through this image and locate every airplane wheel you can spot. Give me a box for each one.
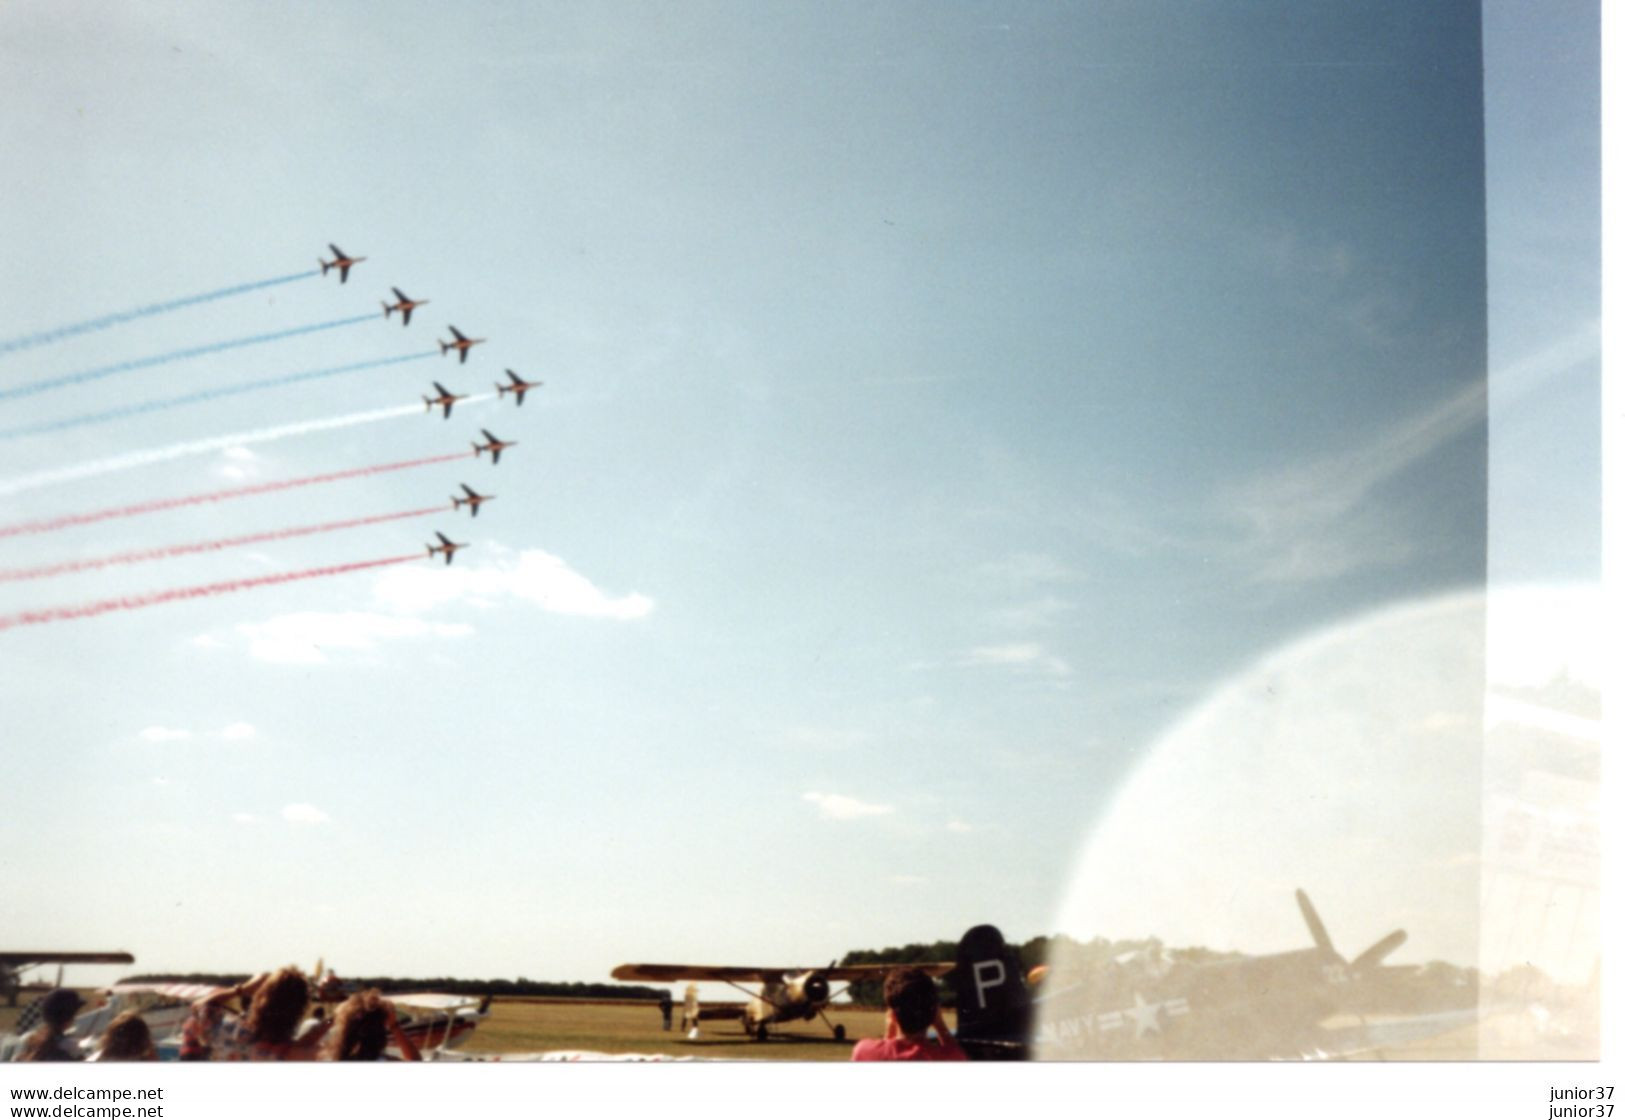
[833,1025,846,1042]
[755,1023,768,1042]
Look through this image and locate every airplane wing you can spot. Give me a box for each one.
[450,326,468,342]
[482,429,497,440]
[393,287,408,301]
[461,485,478,498]
[0,951,135,968]
[611,963,953,984]
[434,382,450,395]
[436,532,453,546]
[329,244,346,257]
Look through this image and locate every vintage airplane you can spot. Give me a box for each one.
[1030,889,1472,1060]
[1,951,135,1006]
[318,244,365,283]
[439,326,485,364]
[423,381,466,419]
[451,484,493,518]
[427,532,467,566]
[611,960,953,1042]
[472,429,516,465]
[382,287,430,326]
[496,369,541,406]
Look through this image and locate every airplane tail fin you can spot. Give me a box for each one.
[439,341,449,355]
[383,302,393,318]
[472,442,483,457]
[319,259,329,275]
[1295,889,1335,957]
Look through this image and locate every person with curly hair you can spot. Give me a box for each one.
[95,1011,157,1061]
[180,967,326,1061]
[320,990,422,1061]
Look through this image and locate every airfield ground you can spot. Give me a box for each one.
[2,993,1496,1061]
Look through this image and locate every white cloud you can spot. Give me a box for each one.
[371,548,654,620]
[219,722,257,741]
[281,803,330,826]
[803,791,895,821]
[139,726,192,743]
[235,612,475,664]
[959,642,1073,677]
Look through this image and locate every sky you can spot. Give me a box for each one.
[0,1,1599,994]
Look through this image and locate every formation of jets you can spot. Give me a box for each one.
[316,242,549,571]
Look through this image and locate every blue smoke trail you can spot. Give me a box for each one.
[0,271,318,357]
[0,351,438,441]
[0,313,377,403]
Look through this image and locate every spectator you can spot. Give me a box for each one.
[181,967,321,1061]
[9,989,84,1062]
[96,1012,157,1061]
[320,990,421,1061]
[851,968,966,1062]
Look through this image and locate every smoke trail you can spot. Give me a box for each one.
[0,452,470,539]
[0,271,317,357]
[0,393,496,498]
[0,554,423,632]
[0,313,377,402]
[0,507,445,582]
[0,350,437,440]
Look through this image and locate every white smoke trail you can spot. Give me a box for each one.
[0,394,497,498]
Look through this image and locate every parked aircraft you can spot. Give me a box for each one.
[382,288,429,326]
[318,244,365,283]
[439,326,485,364]
[427,532,467,566]
[472,430,516,465]
[1030,889,1467,1059]
[423,382,465,419]
[611,961,953,1042]
[1,951,134,1006]
[451,484,493,518]
[496,369,541,406]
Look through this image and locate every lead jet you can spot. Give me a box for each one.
[382,287,430,326]
[426,532,467,566]
[423,382,465,419]
[2,951,135,1007]
[496,369,541,406]
[318,244,366,283]
[451,484,493,518]
[611,960,954,1042]
[472,429,516,465]
[439,326,485,364]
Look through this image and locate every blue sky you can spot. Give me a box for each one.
[0,1,1598,989]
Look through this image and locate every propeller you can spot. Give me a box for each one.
[1296,888,1406,980]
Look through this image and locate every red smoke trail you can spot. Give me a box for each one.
[0,554,424,632]
[0,451,472,540]
[0,507,445,583]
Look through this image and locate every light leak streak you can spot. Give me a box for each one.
[0,554,423,632]
[0,393,496,498]
[0,271,316,357]
[0,507,446,582]
[0,351,437,440]
[0,313,377,402]
[0,453,471,539]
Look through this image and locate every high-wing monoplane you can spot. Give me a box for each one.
[496,369,540,406]
[1031,889,1472,1060]
[611,961,953,1042]
[318,244,365,283]
[473,430,516,464]
[451,484,493,518]
[382,287,429,326]
[439,326,485,364]
[1,951,135,1007]
[423,382,465,419]
[427,532,467,566]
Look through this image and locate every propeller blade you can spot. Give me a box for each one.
[1295,889,1337,957]
[1349,930,1407,975]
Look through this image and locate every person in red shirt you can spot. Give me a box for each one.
[851,967,967,1062]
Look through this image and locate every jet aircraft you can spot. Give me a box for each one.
[1030,889,1472,1060]
[439,326,486,364]
[472,430,516,465]
[382,287,429,326]
[496,369,541,406]
[423,382,466,419]
[426,532,467,566]
[318,244,365,283]
[451,484,493,518]
[1,951,135,1006]
[611,961,953,1042]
